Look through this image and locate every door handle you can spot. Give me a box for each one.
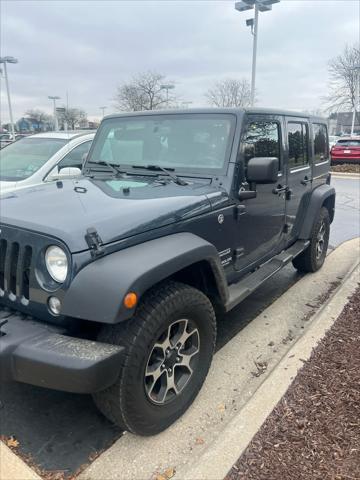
[301,176,311,186]
[272,184,288,194]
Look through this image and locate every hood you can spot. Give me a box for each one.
[0,175,224,252]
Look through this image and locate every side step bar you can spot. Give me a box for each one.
[225,240,309,312]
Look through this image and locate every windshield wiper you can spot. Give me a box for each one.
[85,160,125,176]
[131,165,188,186]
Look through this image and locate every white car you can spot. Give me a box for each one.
[0,131,95,194]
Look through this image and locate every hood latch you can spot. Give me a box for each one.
[85,227,105,258]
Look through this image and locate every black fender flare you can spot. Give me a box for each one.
[298,184,335,240]
[62,233,228,324]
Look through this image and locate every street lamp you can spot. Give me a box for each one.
[350,65,360,136]
[99,106,107,117]
[48,96,61,130]
[235,0,280,106]
[0,56,18,139]
[160,84,175,107]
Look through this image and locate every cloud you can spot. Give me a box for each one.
[1,0,359,122]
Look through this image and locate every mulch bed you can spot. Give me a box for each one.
[226,285,360,480]
[331,163,360,174]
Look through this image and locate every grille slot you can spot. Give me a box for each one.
[0,238,33,300]
[9,242,20,295]
[22,246,33,300]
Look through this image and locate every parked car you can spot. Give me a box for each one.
[0,131,95,194]
[0,133,28,149]
[0,108,335,436]
[330,136,360,164]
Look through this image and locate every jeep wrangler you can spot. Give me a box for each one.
[0,109,335,435]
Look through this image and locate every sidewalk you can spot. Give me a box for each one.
[226,284,360,480]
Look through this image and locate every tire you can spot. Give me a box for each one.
[93,281,216,436]
[292,206,330,273]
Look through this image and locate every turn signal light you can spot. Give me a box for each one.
[123,292,138,309]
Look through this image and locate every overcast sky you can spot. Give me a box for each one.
[1,0,359,122]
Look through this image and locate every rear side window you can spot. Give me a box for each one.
[242,121,281,168]
[313,123,328,163]
[288,122,309,168]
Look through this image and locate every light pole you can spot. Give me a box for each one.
[0,56,18,139]
[48,95,61,130]
[350,65,360,136]
[235,0,280,106]
[100,106,107,117]
[160,84,175,107]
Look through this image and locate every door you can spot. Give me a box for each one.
[234,115,287,272]
[285,118,312,240]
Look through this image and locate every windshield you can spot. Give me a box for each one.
[0,137,68,181]
[87,114,235,174]
[336,139,360,146]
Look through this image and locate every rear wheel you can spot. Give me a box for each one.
[93,281,216,436]
[292,206,330,273]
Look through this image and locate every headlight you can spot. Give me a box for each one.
[45,246,68,283]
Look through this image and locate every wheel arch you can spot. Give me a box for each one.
[62,233,228,324]
[298,184,335,240]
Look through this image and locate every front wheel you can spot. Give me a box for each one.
[93,281,216,436]
[292,206,330,273]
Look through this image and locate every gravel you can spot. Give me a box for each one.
[226,286,360,480]
[331,163,360,174]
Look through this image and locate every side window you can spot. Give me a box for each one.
[313,123,328,163]
[58,140,92,170]
[288,122,309,168]
[243,121,281,169]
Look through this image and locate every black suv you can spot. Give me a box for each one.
[0,109,334,435]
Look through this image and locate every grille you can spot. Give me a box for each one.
[0,238,33,301]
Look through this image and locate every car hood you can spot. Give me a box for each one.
[0,175,225,252]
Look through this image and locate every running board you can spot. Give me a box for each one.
[225,240,309,312]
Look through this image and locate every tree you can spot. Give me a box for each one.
[58,108,87,130]
[205,78,252,108]
[114,71,175,111]
[25,109,52,131]
[325,44,360,112]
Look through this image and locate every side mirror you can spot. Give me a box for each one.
[47,166,81,181]
[247,157,279,184]
[58,167,81,177]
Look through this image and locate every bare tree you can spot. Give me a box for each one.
[25,109,52,131]
[205,78,252,108]
[114,71,175,111]
[58,108,87,130]
[324,44,360,112]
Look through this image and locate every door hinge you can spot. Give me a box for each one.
[85,227,104,258]
[283,223,290,234]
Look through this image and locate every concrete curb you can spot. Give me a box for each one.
[331,172,360,179]
[178,262,360,480]
[0,442,42,480]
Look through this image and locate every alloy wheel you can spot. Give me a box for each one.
[144,319,200,405]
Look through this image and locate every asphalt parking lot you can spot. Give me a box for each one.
[0,175,359,476]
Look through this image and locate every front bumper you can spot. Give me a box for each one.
[0,307,124,394]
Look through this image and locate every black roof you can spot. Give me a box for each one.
[104,107,326,122]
